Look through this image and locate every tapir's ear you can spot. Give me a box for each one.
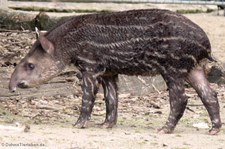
[35,27,54,54]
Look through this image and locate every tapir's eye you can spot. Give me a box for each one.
[27,63,35,70]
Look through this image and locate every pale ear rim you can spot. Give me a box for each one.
[35,27,54,55]
[35,27,40,39]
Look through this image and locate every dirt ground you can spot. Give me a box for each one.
[1,85,225,149]
[1,4,225,149]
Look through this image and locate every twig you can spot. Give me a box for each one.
[137,76,162,94]
[187,104,203,107]
[186,107,195,113]
[151,84,161,94]
[0,29,30,33]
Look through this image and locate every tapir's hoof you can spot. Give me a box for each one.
[73,119,88,129]
[208,128,220,135]
[157,127,173,134]
[100,121,116,128]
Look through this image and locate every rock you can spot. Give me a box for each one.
[193,122,209,129]
[117,61,225,96]
[118,75,167,96]
[206,61,225,84]
[207,65,223,83]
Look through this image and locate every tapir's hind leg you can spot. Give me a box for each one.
[186,66,221,135]
[158,73,188,133]
[101,75,118,128]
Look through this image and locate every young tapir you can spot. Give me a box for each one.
[9,9,221,134]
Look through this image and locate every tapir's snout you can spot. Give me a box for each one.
[9,86,16,93]
[9,70,19,93]
[9,67,29,93]
[9,72,30,93]
[9,77,17,93]
[9,78,29,93]
[9,65,20,93]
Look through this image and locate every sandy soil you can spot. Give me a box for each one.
[1,5,225,149]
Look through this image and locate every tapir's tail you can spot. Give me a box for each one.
[208,54,217,62]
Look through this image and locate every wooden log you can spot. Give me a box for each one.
[0,0,7,9]
[0,9,65,30]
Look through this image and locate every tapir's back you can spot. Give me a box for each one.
[76,9,210,48]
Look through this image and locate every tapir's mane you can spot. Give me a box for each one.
[45,9,174,37]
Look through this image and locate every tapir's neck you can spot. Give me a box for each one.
[45,16,88,67]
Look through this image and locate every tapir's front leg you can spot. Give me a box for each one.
[74,72,99,128]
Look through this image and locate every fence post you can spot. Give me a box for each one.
[0,0,8,9]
